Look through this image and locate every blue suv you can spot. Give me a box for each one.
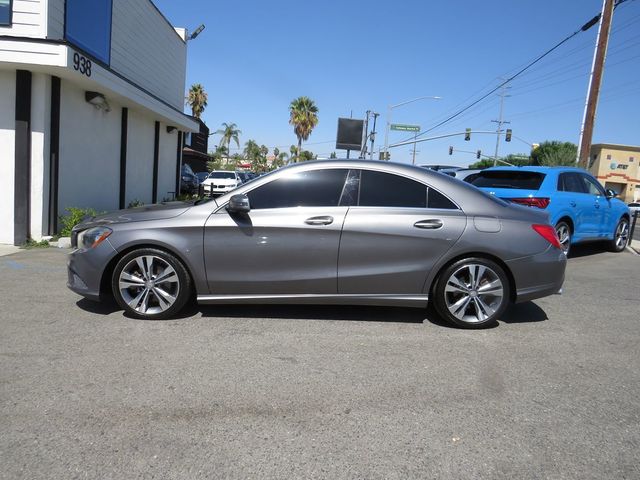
[469,166,631,254]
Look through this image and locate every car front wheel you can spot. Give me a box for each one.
[609,217,630,252]
[433,258,510,329]
[111,248,192,319]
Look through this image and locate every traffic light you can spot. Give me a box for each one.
[465,128,471,141]
[448,146,453,155]
[505,128,512,142]
[476,150,481,159]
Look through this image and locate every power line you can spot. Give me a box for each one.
[397,9,606,144]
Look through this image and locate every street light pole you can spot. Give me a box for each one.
[383,96,441,160]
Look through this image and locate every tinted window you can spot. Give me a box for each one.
[0,0,11,26]
[210,171,236,179]
[470,171,545,190]
[428,188,457,209]
[558,173,586,193]
[182,164,194,175]
[359,171,427,208]
[248,169,348,209]
[581,175,605,196]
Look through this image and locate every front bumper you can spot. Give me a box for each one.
[67,238,118,301]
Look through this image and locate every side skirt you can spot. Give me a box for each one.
[196,294,429,308]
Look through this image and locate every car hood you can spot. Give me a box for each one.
[202,178,236,185]
[73,202,192,230]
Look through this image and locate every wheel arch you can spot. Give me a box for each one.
[428,251,517,304]
[99,243,198,300]
[555,215,574,233]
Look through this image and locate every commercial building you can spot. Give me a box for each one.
[589,143,640,203]
[0,0,198,245]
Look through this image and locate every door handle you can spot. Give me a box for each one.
[414,219,443,229]
[595,204,600,209]
[570,201,576,207]
[305,215,334,225]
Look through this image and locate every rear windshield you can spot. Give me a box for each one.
[470,171,545,190]
[209,172,236,179]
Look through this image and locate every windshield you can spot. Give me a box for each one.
[209,172,236,179]
[470,171,545,190]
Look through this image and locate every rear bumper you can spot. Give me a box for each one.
[506,247,566,303]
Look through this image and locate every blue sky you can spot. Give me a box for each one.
[155,0,640,166]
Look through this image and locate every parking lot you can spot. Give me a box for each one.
[1,245,639,479]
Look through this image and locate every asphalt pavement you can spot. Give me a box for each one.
[1,245,639,479]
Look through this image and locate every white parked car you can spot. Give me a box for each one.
[628,202,640,215]
[200,171,242,196]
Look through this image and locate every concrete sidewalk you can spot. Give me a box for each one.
[0,244,21,257]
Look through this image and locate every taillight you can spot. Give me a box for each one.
[509,197,550,209]
[532,224,561,249]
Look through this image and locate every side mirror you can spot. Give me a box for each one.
[227,194,250,214]
[605,189,617,199]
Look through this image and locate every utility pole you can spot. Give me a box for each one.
[411,133,419,165]
[369,112,379,160]
[361,111,370,159]
[491,83,511,167]
[577,0,615,169]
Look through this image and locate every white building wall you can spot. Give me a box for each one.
[30,72,50,240]
[0,0,47,38]
[125,109,155,206]
[157,125,178,201]
[0,70,16,244]
[58,79,120,215]
[110,0,187,110]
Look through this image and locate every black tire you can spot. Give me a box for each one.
[609,217,630,252]
[433,257,510,329]
[555,220,572,256]
[111,248,192,320]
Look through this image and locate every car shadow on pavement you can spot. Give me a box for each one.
[500,301,548,324]
[567,242,611,258]
[198,304,428,324]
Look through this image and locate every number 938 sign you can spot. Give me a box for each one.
[71,51,92,77]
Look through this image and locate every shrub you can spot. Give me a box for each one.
[127,199,144,208]
[58,207,99,237]
[22,238,50,249]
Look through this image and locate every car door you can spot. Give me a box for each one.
[580,173,609,237]
[203,168,350,294]
[556,172,593,238]
[337,169,466,295]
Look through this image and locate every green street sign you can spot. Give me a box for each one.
[390,124,420,132]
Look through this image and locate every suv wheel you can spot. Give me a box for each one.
[555,221,571,256]
[609,217,630,252]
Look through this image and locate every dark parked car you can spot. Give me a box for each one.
[469,166,631,254]
[68,160,566,328]
[195,172,210,184]
[180,164,199,195]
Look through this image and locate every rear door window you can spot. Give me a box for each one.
[470,171,546,190]
[359,170,427,208]
[558,172,587,193]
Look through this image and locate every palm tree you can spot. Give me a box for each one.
[289,96,319,162]
[186,84,208,118]
[215,122,241,163]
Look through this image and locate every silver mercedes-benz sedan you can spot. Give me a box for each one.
[67,160,566,328]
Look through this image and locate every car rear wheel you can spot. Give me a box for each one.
[111,248,192,320]
[555,221,571,256]
[433,258,510,329]
[609,217,630,252]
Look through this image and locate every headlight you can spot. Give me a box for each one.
[182,175,190,181]
[77,226,112,250]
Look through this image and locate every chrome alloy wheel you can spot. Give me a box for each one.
[118,255,180,315]
[614,219,629,250]
[556,222,571,255]
[444,263,504,324]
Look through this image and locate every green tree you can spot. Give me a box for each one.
[469,153,531,169]
[329,152,337,159]
[215,122,241,163]
[289,96,319,162]
[530,141,578,167]
[186,83,208,118]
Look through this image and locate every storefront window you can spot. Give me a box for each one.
[0,0,12,26]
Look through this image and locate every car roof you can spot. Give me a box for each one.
[482,165,586,174]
